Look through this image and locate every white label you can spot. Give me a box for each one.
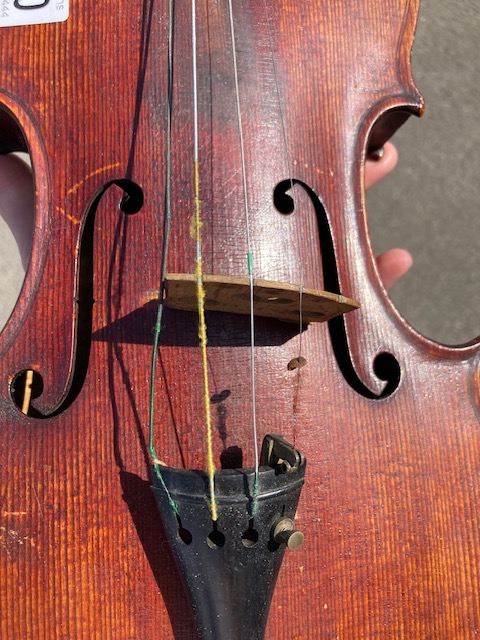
[0,0,69,27]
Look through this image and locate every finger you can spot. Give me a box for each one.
[365,142,398,190]
[0,154,34,271]
[376,248,413,290]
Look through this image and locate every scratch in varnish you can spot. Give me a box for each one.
[31,484,44,522]
[66,162,122,196]
[55,205,80,225]
[55,162,124,223]
[2,511,27,516]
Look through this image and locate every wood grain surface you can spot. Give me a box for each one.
[0,1,479,638]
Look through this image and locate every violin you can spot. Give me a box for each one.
[1,1,479,638]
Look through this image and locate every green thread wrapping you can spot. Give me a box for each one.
[250,473,259,518]
[247,250,253,276]
[148,0,179,519]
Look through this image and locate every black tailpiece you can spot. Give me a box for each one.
[151,434,306,639]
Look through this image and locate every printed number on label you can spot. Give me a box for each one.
[0,0,69,27]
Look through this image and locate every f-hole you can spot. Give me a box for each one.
[10,179,144,417]
[273,178,401,399]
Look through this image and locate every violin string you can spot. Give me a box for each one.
[263,0,305,362]
[191,0,218,521]
[149,0,179,517]
[227,0,260,500]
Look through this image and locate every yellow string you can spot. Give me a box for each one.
[192,160,218,521]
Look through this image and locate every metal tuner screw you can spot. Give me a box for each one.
[272,518,304,551]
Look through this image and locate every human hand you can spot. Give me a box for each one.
[366,142,413,288]
[0,142,412,288]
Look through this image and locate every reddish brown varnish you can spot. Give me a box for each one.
[0,2,479,638]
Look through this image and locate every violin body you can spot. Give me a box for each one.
[1,1,479,638]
